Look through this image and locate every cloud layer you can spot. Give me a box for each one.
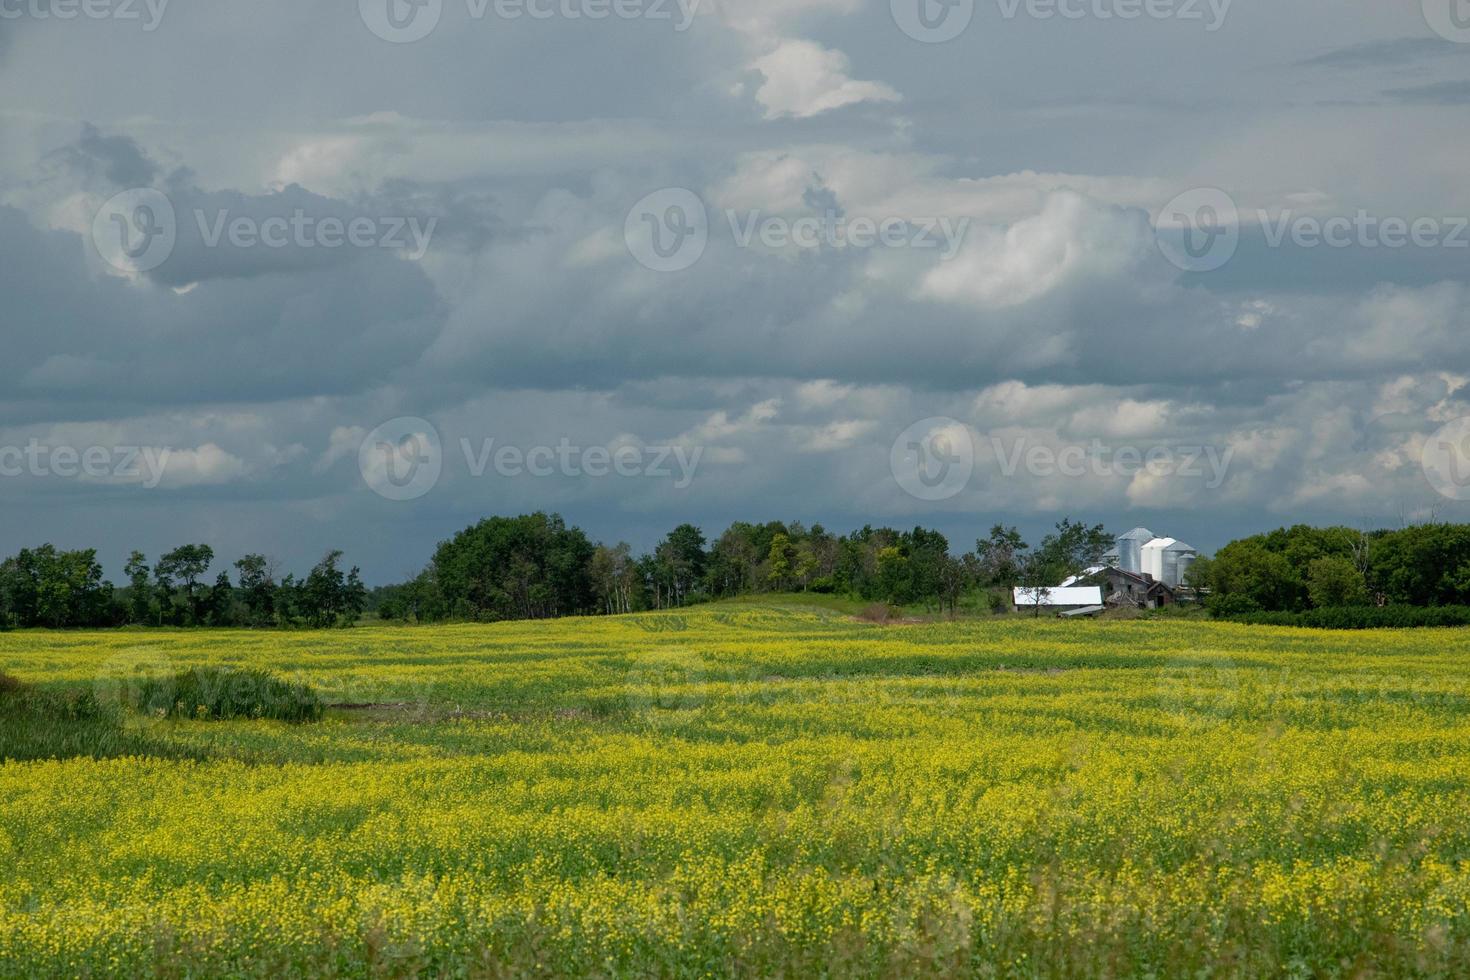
[2,1,1470,579]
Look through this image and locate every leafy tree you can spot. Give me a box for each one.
[1198,541,1304,614]
[1030,519,1111,585]
[203,571,237,625]
[1306,556,1369,608]
[655,524,707,607]
[124,551,153,625]
[975,526,1028,587]
[590,543,638,615]
[234,554,277,627]
[156,544,214,625]
[297,551,367,628]
[766,534,796,592]
[706,524,761,597]
[874,546,912,605]
[0,545,116,628]
[937,555,974,617]
[429,513,595,621]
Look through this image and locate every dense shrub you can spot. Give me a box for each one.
[1222,605,1470,630]
[135,667,324,722]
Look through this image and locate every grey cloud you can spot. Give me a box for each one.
[44,122,158,187]
[1297,37,1463,70]
[1382,80,1470,104]
[4,0,1470,581]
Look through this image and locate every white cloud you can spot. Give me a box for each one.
[153,444,250,488]
[920,191,1150,309]
[798,419,876,452]
[750,41,900,120]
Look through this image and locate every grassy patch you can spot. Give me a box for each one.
[0,676,185,763]
[134,667,324,722]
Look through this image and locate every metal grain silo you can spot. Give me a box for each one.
[1140,537,1171,582]
[1163,540,1198,588]
[1116,527,1156,575]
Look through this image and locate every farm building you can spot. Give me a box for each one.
[1012,586,1105,614]
[1060,565,1177,609]
[1100,567,1176,609]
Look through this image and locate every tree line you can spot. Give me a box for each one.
[0,545,366,629]
[372,513,1112,623]
[16,515,1467,630]
[1191,523,1470,616]
[0,513,1113,628]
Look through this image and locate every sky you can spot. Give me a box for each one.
[2,0,1470,583]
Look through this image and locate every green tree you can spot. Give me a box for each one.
[1031,519,1111,585]
[156,544,215,625]
[766,534,796,592]
[234,554,277,627]
[124,551,153,625]
[429,513,595,621]
[0,546,115,628]
[975,525,1028,587]
[1306,556,1369,608]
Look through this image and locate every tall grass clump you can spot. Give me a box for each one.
[135,667,324,722]
[0,672,166,762]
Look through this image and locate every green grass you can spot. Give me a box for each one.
[133,666,325,722]
[0,672,201,764]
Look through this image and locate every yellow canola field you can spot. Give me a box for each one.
[4,601,1470,977]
